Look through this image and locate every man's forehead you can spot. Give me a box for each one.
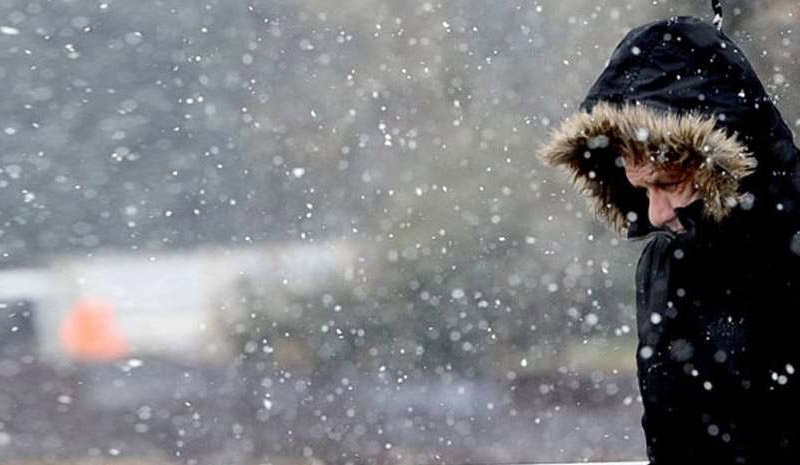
[625,158,690,182]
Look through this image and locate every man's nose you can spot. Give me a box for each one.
[648,191,675,227]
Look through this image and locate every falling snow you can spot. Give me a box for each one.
[0,1,797,464]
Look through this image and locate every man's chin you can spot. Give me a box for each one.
[657,220,686,234]
[666,224,686,234]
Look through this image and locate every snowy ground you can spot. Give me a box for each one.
[0,357,645,465]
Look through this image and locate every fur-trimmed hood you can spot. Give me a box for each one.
[539,102,756,235]
[539,16,797,238]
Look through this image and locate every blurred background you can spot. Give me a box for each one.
[0,0,797,464]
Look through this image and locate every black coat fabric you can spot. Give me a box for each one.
[579,17,800,464]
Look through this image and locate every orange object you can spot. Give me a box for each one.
[59,297,128,361]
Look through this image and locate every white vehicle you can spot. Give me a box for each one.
[0,241,356,364]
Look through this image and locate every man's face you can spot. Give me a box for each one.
[624,159,699,233]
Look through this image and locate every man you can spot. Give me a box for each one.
[539,16,800,464]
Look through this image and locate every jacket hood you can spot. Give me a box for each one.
[539,16,795,237]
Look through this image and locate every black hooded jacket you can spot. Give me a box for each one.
[540,16,800,464]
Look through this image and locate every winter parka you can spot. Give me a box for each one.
[539,16,800,464]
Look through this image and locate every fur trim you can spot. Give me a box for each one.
[537,102,757,235]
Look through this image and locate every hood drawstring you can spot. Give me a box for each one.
[712,0,723,31]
